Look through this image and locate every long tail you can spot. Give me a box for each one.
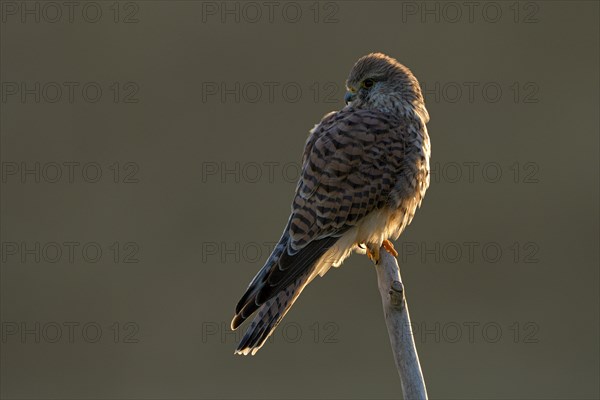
[231,234,339,355]
[234,273,309,355]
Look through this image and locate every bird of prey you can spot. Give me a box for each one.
[231,53,431,355]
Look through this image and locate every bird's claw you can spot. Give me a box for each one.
[365,245,380,265]
[382,239,398,257]
[362,240,397,264]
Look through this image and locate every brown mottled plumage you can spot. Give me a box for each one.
[232,53,431,355]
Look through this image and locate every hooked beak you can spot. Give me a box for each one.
[344,91,356,105]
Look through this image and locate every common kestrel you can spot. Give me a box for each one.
[231,53,431,355]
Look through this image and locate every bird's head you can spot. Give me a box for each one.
[345,53,428,121]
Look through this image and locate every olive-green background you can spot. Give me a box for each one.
[1,1,598,399]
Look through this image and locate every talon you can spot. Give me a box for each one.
[366,245,380,265]
[382,239,398,257]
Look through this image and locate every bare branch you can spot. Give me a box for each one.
[375,248,428,400]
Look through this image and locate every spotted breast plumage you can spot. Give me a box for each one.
[231,53,431,355]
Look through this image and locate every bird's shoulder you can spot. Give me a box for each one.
[312,107,404,135]
[295,107,412,203]
[303,107,408,162]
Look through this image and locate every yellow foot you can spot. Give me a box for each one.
[365,244,380,265]
[382,239,398,257]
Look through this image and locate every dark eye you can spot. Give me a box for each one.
[362,78,375,89]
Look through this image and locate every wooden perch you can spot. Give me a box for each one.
[375,248,428,400]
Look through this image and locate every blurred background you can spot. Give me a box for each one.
[1,1,598,399]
